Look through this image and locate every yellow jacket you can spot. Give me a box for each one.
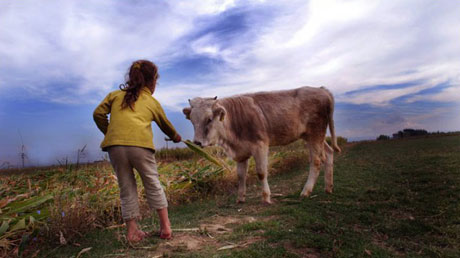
[93,88,179,151]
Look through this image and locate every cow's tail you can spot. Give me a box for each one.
[321,86,341,153]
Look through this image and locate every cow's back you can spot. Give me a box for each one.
[249,86,332,146]
[218,86,332,146]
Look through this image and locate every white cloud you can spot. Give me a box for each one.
[190,34,221,57]
[285,0,377,49]
[166,0,460,108]
[1,0,460,110]
[0,0,234,101]
[407,85,460,103]
[174,0,236,15]
[341,84,430,106]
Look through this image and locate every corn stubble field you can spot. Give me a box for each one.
[1,135,459,257]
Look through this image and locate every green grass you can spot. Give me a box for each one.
[261,135,460,257]
[7,135,460,257]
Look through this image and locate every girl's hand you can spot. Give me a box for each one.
[173,134,182,143]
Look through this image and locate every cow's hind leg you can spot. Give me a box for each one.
[300,141,324,197]
[323,141,334,194]
[237,159,249,203]
[253,145,271,204]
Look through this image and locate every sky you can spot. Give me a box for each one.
[1,0,459,167]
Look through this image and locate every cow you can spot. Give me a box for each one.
[182,86,341,204]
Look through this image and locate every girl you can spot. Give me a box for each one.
[93,60,181,242]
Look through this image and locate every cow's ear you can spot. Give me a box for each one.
[213,106,226,121]
[183,107,191,120]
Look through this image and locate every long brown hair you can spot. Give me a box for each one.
[119,60,158,110]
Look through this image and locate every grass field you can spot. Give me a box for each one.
[2,135,460,257]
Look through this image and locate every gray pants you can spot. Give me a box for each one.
[108,146,168,221]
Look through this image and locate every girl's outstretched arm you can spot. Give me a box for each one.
[151,98,180,142]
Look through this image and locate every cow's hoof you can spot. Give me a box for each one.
[262,199,273,205]
[325,188,333,194]
[236,198,246,204]
[300,190,312,198]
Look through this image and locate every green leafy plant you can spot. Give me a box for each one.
[182,140,232,172]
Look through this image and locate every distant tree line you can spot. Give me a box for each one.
[376,135,390,141]
[377,129,460,140]
[392,128,428,139]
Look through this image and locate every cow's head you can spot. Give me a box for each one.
[183,97,226,147]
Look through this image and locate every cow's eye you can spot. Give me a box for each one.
[207,118,212,124]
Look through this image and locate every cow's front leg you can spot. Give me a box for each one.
[253,146,271,204]
[236,159,249,203]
